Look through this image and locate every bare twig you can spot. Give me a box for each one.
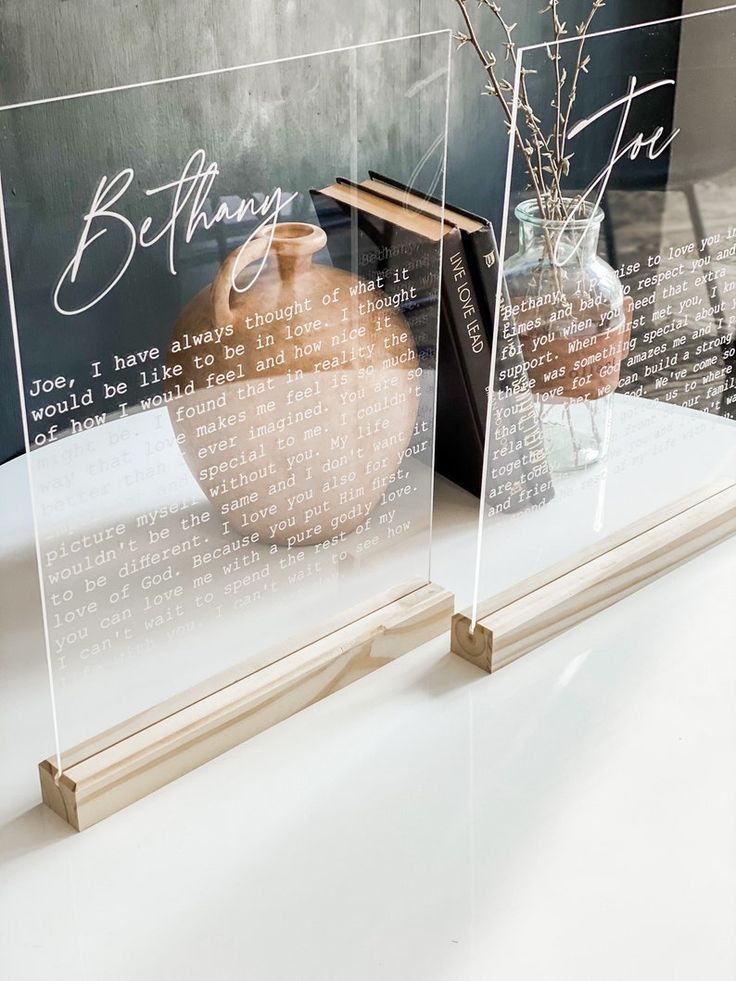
[560,0,605,155]
[453,0,602,221]
[453,0,548,217]
[550,1,564,165]
[483,3,553,204]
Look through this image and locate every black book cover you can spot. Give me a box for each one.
[337,176,491,438]
[435,305,485,496]
[312,184,491,497]
[366,172,554,511]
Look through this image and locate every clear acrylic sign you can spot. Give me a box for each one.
[0,33,451,767]
[472,6,736,618]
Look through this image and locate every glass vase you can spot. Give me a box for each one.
[502,199,629,474]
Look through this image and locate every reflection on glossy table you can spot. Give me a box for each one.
[1,397,735,981]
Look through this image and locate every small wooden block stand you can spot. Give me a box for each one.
[453,482,736,675]
[40,582,454,831]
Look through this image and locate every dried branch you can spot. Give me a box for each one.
[452,0,602,223]
[482,3,553,203]
[560,0,605,153]
[548,0,571,215]
[453,0,549,217]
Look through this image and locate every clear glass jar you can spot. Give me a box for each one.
[502,199,628,473]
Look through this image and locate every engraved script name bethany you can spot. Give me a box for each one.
[53,148,298,317]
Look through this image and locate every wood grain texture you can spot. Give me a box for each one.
[40,581,454,831]
[453,483,736,674]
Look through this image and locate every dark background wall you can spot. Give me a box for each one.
[0,0,685,463]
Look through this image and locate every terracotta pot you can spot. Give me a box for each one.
[518,296,633,403]
[166,222,419,546]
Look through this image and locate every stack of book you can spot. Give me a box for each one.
[311,174,553,512]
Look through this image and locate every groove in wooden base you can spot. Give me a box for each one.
[453,482,736,675]
[40,582,454,831]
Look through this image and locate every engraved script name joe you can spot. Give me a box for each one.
[555,76,680,262]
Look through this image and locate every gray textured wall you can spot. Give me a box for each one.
[0,0,684,462]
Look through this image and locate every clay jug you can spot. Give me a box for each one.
[166,222,419,547]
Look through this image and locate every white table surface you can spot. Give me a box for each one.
[1,423,736,979]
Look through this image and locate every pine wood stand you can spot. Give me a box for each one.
[452,482,736,674]
[40,582,454,831]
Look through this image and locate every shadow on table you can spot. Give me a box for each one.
[0,803,74,865]
[414,650,486,698]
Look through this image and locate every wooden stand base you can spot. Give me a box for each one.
[452,482,736,675]
[40,582,454,831]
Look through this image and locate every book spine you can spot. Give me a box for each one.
[463,225,555,512]
[441,229,491,438]
[464,226,537,395]
[434,304,485,495]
